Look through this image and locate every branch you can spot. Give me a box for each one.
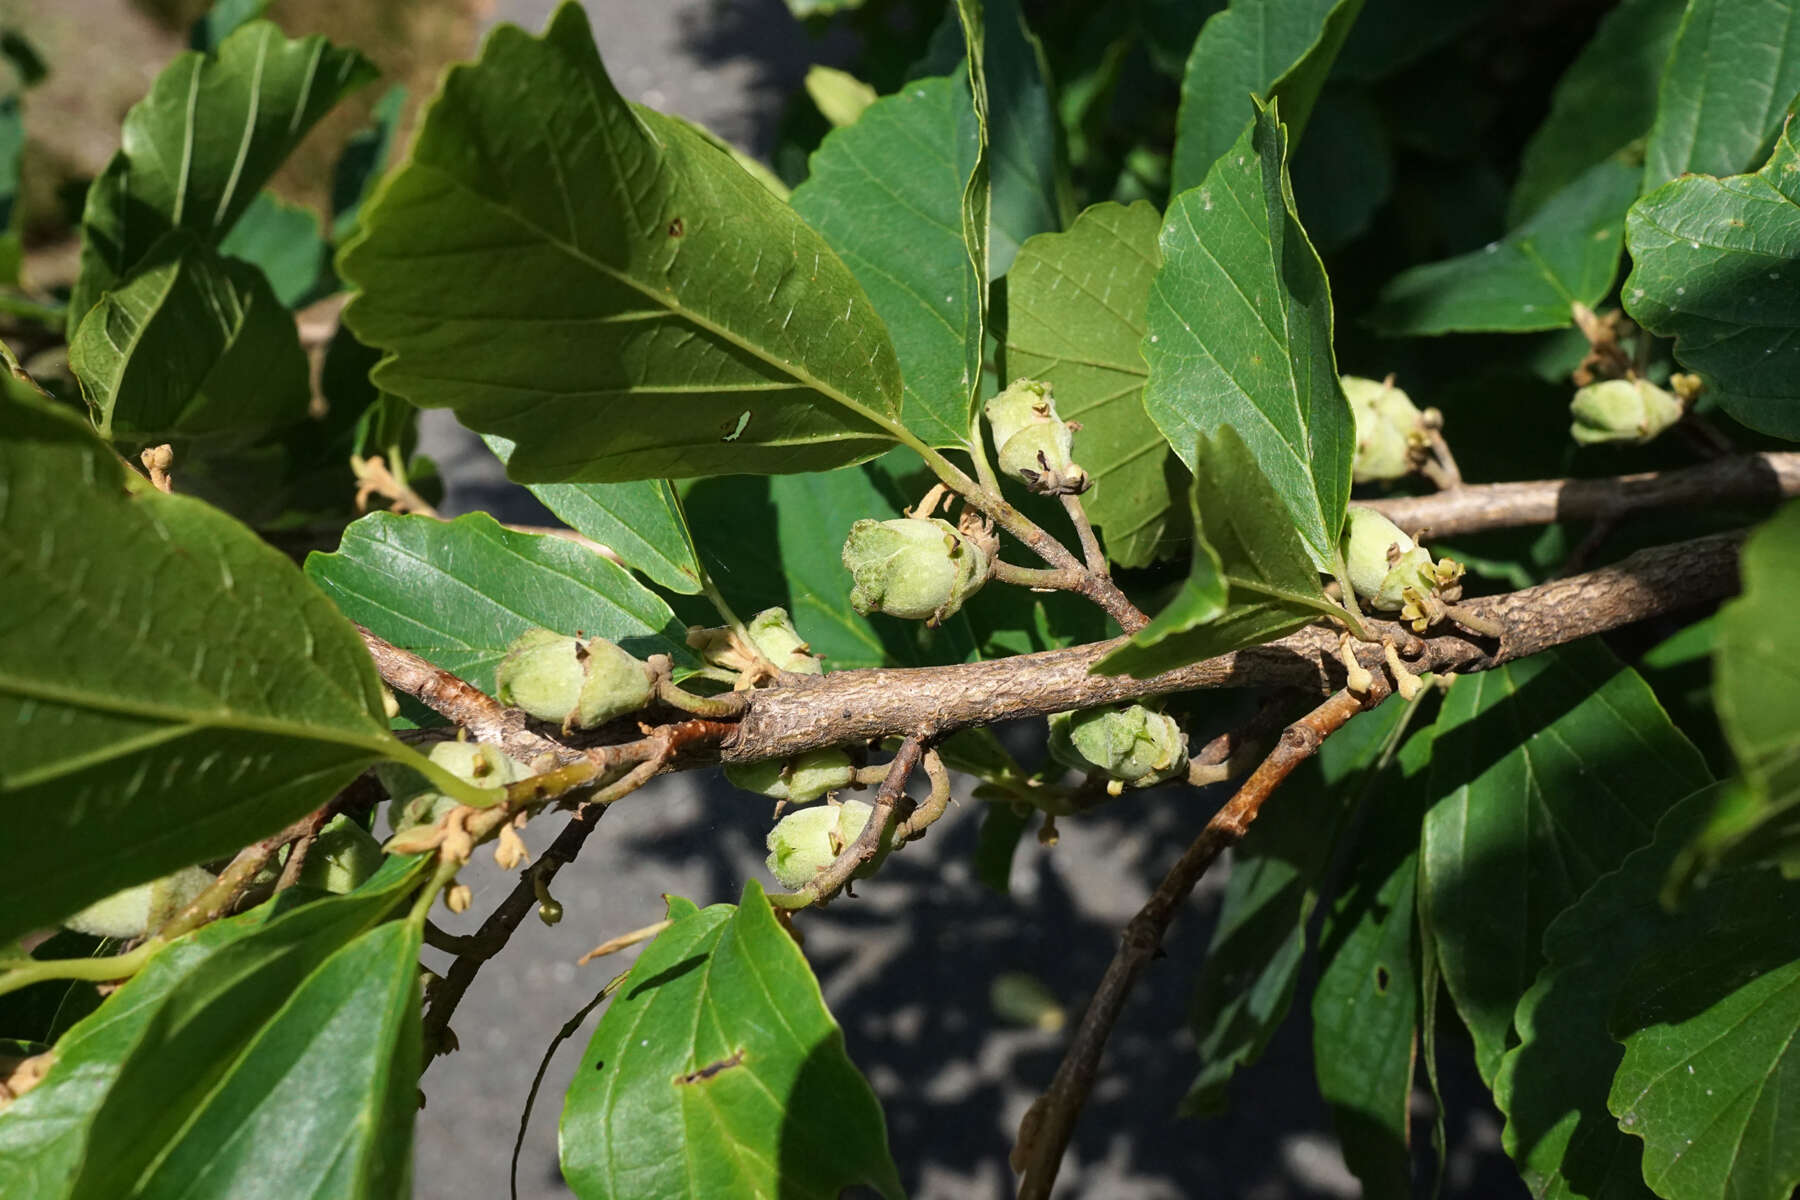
[726,533,1743,763]
[355,625,579,767]
[1013,688,1373,1199]
[1362,451,1800,538]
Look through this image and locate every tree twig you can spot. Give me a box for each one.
[1013,687,1374,1198]
[1060,494,1107,574]
[726,533,1742,763]
[773,734,928,908]
[1362,452,1800,539]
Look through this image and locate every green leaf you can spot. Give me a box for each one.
[1005,199,1183,567]
[1313,713,1434,1197]
[1508,0,1686,224]
[1622,125,1800,439]
[790,73,984,447]
[1493,786,1729,1200]
[69,20,376,332]
[1419,640,1712,1085]
[983,0,1067,276]
[1683,502,1800,878]
[125,920,424,1198]
[1288,86,1392,253]
[0,390,402,945]
[560,881,903,1200]
[305,511,693,695]
[1608,867,1800,1200]
[484,434,702,596]
[1096,427,1341,679]
[69,231,310,444]
[1642,0,1800,191]
[188,0,270,51]
[1169,0,1366,195]
[1182,697,1412,1115]
[339,3,904,482]
[331,85,408,244]
[0,857,427,1197]
[1143,103,1353,571]
[216,189,330,307]
[1371,160,1639,335]
[0,32,39,286]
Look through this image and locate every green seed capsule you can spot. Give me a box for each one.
[725,747,857,805]
[842,517,990,624]
[1570,378,1682,446]
[1047,704,1188,789]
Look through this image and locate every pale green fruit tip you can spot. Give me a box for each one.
[1570,378,1682,445]
[726,747,857,804]
[1340,507,1464,620]
[63,865,216,940]
[985,378,1087,494]
[1047,704,1188,789]
[747,607,822,674]
[494,627,651,730]
[842,516,989,624]
[765,799,891,890]
[297,815,384,894]
[1343,375,1430,483]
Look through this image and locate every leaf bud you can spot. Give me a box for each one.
[63,865,216,940]
[985,378,1088,494]
[725,747,857,805]
[494,627,652,730]
[1343,375,1431,483]
[842,516,990,624]
[764,799,893,891]
[1047,704,1188,790]
[1340,507,1464,628]
[1569,378,1683,445]
[297,815,384,894]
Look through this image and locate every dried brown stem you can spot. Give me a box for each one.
[893,747,953,842]
[156,811,320,942]
[1013,688,1374,1199]
[1362,452,1800,539]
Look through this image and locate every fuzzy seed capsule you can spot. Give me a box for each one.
[1569,378,1683,445]
[297,815,384,895]
[842,516,990,624]
[1340,507,1465,629]
[494,628,652,730]
[985,378,1088,494]
[746,607,822,674]
[725,747,857,805]
[1047,704,1188,789]
[1343,375,1431,483]
[764,799,892,891]
[63,865,217,940]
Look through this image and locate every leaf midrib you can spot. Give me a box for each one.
[405,157,916,453]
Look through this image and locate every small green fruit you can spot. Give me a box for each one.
[726,747,857,805]
[746,607,822,674]
[494,628,652,729]
[387,739,528,833]
[1047,704,1187,789]
[985,378,1087,493]
[574,637,655,729]
[842,517,989,624]
[297,815,384,894]
[1343,375,1429,483]
[764,799,892,890]
[63,865,216,940]
[1340,506,1464,625]
[1570,378,1682,445]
